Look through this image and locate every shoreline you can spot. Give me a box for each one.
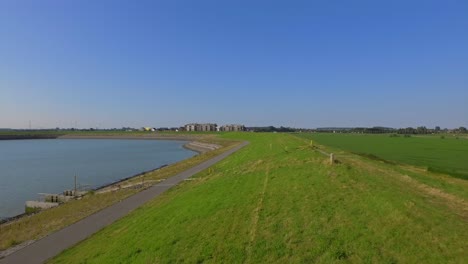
[0,135,59,140]
[0,141,248,263]
[0,138,220,226]
[0,137,238,258]
[0,164,173,227]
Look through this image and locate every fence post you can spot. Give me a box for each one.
[330,153,334,165]
[74,175,77,197]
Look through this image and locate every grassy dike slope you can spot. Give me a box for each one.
[51,133,467,263]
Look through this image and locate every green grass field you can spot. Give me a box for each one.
[50,133,467,263]
[296,133,468,180]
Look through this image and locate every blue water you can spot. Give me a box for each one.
[0,139,196,218]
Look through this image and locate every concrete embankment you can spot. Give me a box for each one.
[183,141,221,153]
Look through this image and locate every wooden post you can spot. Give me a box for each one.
[330,153,334,165]
[74,175,77,197]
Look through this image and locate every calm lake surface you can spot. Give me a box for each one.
[0,139,196,218]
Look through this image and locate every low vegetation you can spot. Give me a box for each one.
[51,133,467,263]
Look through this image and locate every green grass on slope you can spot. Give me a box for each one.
[296,133,468,180]
[51,133,467,263]
[294,133,468,201]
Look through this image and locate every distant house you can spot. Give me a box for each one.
[220,124,246,132]
[184,123,217,132]
[141,127,156,132]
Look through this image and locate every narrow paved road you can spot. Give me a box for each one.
[0,141,248,264]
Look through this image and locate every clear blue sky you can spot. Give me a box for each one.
[1,0,467,129]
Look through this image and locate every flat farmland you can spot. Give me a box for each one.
[296,133,468,180]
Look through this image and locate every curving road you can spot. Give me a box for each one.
[0,141,248,264]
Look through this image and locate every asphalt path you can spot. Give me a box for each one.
[0,141,248,264]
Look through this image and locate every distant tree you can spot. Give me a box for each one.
[459,127,467,133]
[435,126,441,132]
[416,126,427,134]
[405,127,415,134]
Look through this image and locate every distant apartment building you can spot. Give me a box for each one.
[185,124,197,132]
[219,124,246,132]
[184,123,218,132]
